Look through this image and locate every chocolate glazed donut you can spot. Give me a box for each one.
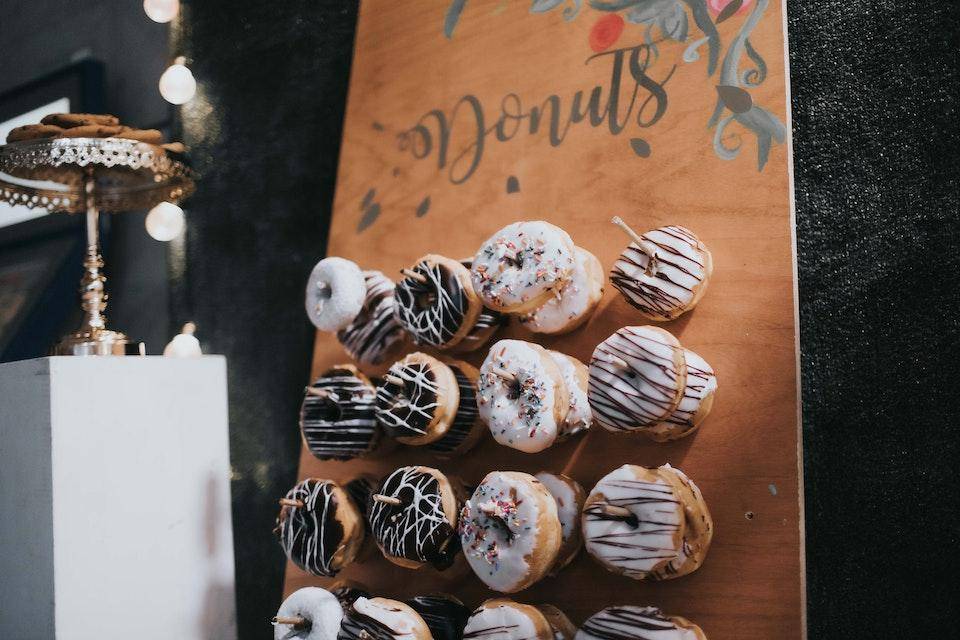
[300,365,380,461]
[276,479,347,577]
[394,255,480,349]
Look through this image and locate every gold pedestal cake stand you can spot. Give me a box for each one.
[0,137,194,355]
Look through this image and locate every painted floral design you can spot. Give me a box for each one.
[443,0,785,171]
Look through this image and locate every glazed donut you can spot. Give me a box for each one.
[339,597,432,640]
[463,599,555,640]
[535,472,586,573]
[582,464,712,581]
[588,326,686,432]
[576,606,708,640]
[470,221,576,313]
[519,247,604,335]
[459,471,561,593]
[395,254,482,349]
[646,347,717,442]
[368,466,462,570]
[405,595,471,640]
[426,360,486,457]
[300,365,382,461]
[649,465,713,581]
[547,350,593,439]
[273,587,343,640]
[477,339,569,453]
[610,221,713,321]
[456,258,507,351]
[305,257,367,331]
[337,270,407,366]
[375,353,459,445]
[275,478,366,577]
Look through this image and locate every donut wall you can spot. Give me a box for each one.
[284,1,801,639]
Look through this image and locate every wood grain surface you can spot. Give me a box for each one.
[285,1,801,638]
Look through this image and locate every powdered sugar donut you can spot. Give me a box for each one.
[646,348,717,442]
[470,221,576,313]
[459,471,561,593]
[273,587,343,640]
[463,599,556,640]
[519,247,604,335]
[305,257,367,331]
[588,326,686,432]
[535,471,586,573]
[610,222,713,321]
[337,270,407,366]
[576,606,707,640]
[395,254,482,350]
[477,339,569,453]
[340,597,432,640]
[547,350,592,439]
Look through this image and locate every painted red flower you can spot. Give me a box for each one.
[708,0,754,16]
[589,14,625,53]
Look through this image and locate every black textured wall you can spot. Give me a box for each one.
[172,2,358,638]
[788,1,960,637]
[172,0,960,638]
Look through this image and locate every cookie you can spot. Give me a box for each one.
[55,124,125,138]
[116,127,164,144]
[6,124,63,143]
[40,113,119,128]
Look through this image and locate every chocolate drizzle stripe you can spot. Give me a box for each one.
[395,259,469,347]
[338,271,405,365]
[427,364,478,454]
[578,606,691,640]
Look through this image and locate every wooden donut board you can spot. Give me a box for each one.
[285,1,803,638]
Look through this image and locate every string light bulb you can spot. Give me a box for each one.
[145,202,185,241]
[159,57,196,104]
[143,0,180,23]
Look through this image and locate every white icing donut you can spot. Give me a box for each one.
[459,472,561,593]
[535,471,585,572]
[273,587,343,640]
[588,326,686,432]
[647,348,717,441]
[582,464,684,580]
[610,225,712,321]
[305,257,367,331]
[576,606,705,640]
[547,351,592,438]
[519,247,604,335]
[477,340,568,453]
[463,600,553,640]
[343,597,429,640]
[470,221,576,312]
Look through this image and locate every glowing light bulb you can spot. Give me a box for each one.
[145,202,185,241]
[144,0,180,23]
[159,59,196,104]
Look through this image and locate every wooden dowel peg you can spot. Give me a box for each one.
[606,354,630,369]
[373,494,403,506]
[279,498,304,508]
[491,366,516,382]
[611,216,659,274]
[385,374,405,386]
[273,615,309,629]
[305,387,332,399]
[400,268,428,284]
[601,504,634,519]
[611,216,646,247]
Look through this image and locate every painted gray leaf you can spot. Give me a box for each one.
[716,84,753,113]
[629,138,652,157]
[531,0,565,12]
[715,0,743,24]
[357,202,380,233]
[444,0,467,38]
[416,196,430,217]
[659,3,688,41]
[590,0,644,10]
[625,0,675,23]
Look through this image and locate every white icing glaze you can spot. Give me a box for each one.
[463,602,546,640]
[610,225,710,321]
[648,348,716,439]
[305,257,367,332]
[352,598,420,640]
[478,340,562,453]
[520,247,603,334]
[650,465,712,580]
[535,472,580,544]
[576,606,700,640]
[471,221,576,311]
[337,271,406,366]
[274,587,343,640]
[588,326,685,431]
[547,351,592,438]
[459,472,556,592]
[582,465,683,579]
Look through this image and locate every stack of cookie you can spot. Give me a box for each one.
[4,112,184,154]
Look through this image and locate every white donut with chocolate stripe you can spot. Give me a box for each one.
[610,225,712,321]
[646,347,717,442]
[547,350,592,438]
[576,606,707,640]
[463,599,555,640]
[588,326,686,432]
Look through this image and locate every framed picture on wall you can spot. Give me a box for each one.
[0,60,106,361]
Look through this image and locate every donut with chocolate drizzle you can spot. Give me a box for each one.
[394,254,482,350]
